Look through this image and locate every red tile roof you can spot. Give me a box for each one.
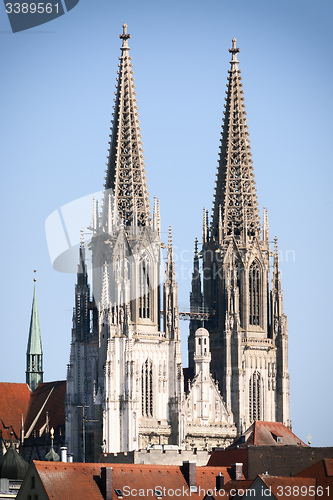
[259,475,316,500]
[222,479,253,499]
[324,459,333,477]
[24,381,66,438]
[0,383,31,440]
[33,461,104,499]
[295,458,333,498]
[26,461,235,500]
[229,421,307,447]
[207,447,248,469]
[295,458,333,479]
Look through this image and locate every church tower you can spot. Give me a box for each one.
[189,39,290,433]
[66,25,183,461]
[26,273,43,392]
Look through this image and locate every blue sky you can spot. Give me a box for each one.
[1,0,332,447]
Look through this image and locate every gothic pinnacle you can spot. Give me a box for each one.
[274,235,278,255]
[168,225,172,247]
[194,237,198,256]
[263,207,269,243]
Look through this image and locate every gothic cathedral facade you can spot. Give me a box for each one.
[188,39,290,435]
[66,27,289,462]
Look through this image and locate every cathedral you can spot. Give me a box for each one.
[65,25,290,462]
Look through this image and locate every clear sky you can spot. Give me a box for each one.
[1,0,332,448]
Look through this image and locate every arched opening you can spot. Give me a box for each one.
[249,370,261,422]
[139,256,151,319]
[141,359,153,417]
[249,260,260,326]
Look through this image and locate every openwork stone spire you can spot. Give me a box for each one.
[105,23,150,227]
[213,38,260,239]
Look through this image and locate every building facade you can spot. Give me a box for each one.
[188,38,290,433]
[66,27,289,461]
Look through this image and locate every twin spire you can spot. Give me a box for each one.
[105,29,257,242]
[105,23,151,228]
[212,37,260,240]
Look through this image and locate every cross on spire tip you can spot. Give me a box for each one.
[229,37,240,68]
[119,22,131,50]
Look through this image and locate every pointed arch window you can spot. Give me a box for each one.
[236,260,242,326]
[139,256,151,319]
[249,261,260,326]
[141,359,153,417]
[249,370,261,422]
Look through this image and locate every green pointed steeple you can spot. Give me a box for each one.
[26,273,43,391]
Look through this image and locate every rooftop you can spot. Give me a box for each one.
[24,381,66,439]
[228,421,308,448]
[0,383,31,442]
[18,461,235,500]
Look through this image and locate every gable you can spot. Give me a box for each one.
[185,373,231,423]
[24,381,66,438]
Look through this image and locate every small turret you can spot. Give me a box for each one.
[194,328,211,378]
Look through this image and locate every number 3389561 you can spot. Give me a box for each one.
[5,3,60,14]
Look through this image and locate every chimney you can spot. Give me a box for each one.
[231,463,243,481]
[60,446,67,462]
[216,472,224,491]
[101,467,113,500]
[181,461,196,489]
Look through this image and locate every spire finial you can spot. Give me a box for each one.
[119,23,131,51]
[229,37,240,69]
[273,235,280,268]
[202,207,207,243]
[80,227,84,246]
[33,269,37,283]
[263,206,269,243]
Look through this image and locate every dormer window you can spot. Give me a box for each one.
[272,433,283,444]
